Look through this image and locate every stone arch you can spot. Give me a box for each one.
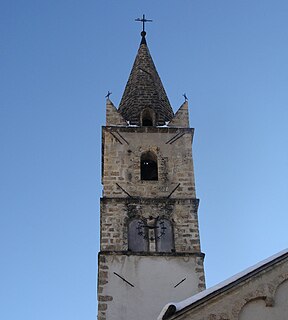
[236,274,288,319]
[238,280,288,320]
[273,279,288,307]
[140,151,158,181]
[141,108,155,126]
[269,273,288,300]
[232,285,270,318]
[238,297,267,320]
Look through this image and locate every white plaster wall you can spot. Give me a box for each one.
[104,254,201,320]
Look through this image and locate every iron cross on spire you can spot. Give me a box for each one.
[135,14,153,32]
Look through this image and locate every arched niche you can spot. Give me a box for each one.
[141,108,155,126]
[155,219,174,252]
[128,219,149,252]
[140,151,158,181]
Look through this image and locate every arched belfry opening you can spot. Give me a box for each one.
[141,108,155,126]
[141,151,158,181]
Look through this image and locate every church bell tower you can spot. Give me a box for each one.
[97,21,205,320]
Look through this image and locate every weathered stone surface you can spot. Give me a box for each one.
[106,99,127,126]
[100,197,201,253]
[101,127,196,199]
[118,37,174,126]
[98,121,205,320]
[169,101,190,128]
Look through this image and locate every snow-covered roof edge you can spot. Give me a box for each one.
[157,248,288,320]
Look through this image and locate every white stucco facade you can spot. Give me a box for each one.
[101,253,203,320]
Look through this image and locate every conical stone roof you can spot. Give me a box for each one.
[118,34,174,125]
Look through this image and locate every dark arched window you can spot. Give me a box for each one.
[128,219,148,252]
[141,109,154,126]
[141,151,158,181]
[155,219,174,252]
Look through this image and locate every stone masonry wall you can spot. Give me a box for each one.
[98,116,206,320]
[102,126,196,199]
[100,198,201,253]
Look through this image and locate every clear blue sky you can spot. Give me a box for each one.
[1,1,287,319]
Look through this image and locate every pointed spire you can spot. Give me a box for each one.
[106,99,127,126]
[169,101,190,127]
[118,31,174,126]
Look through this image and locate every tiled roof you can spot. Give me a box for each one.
[118,34,174,125]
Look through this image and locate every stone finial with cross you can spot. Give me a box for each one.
[135,14,153,33]
[105,91,112,99]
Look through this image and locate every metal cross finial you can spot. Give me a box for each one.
[105,91,112,99]
[135,14,152,32]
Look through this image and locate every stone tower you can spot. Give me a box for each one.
[97,29,205,320]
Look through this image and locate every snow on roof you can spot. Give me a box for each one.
[157,121,170,128]
[157,248,288,320]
